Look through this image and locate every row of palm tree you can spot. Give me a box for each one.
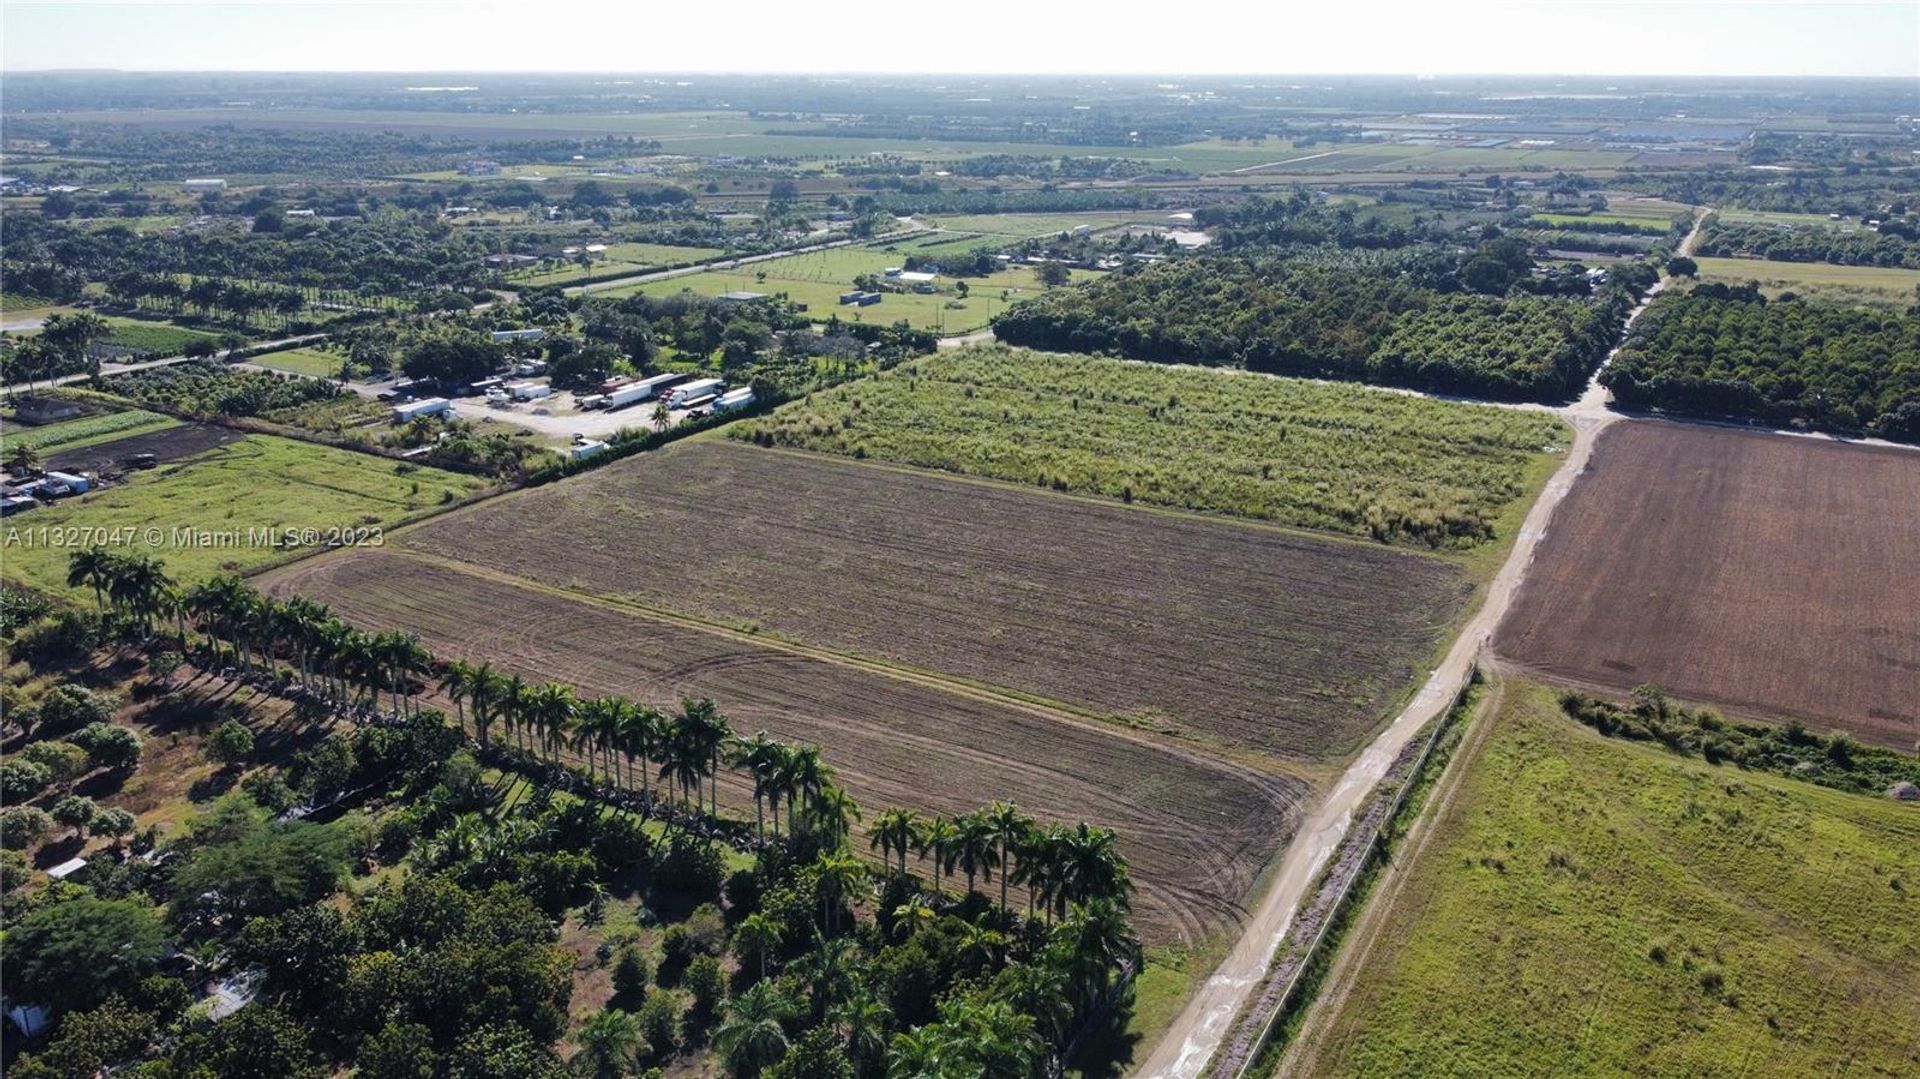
[870,803,1131,921]
[66,552,1132,921]
[69,552,432,718]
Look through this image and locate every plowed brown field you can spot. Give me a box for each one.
[393,441,1470,760]
[1497,421,1920,748]
[260,549,1312,945]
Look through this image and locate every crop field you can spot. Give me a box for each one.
[1295,681,1920,1078]
[612,248,1099,333]
[1496,421,1920,748]
[394,439,1470,760]
[1693,256,1920,303]
[248,346,343,378]
[1,434,491,594]
[0,406,177,456]
[258,547,1311,945]
[738,348,1570,550]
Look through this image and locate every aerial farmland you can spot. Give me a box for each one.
[3,52,1917,1079]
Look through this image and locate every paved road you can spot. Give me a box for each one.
[2,332,330,398]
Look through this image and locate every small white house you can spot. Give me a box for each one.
[491,328,545,343]
[47,857,88,881]
[183,178,228,190]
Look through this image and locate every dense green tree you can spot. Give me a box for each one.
[169,1002,327,1079]
[4,896,166,1013]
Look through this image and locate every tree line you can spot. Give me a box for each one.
[1601,289,1920,441]
[992,251,1656,403]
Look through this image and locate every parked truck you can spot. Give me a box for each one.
[667,378,726,408]
[506,381,552,402]
[712,387,757,413]
[605,372,690,410]
[392,397,452,423]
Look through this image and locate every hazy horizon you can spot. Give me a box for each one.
[6,1,1918,79]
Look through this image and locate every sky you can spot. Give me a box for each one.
[4,0,1918,78]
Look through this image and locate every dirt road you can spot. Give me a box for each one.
[1131,209,1717,1078]
[1134,405,1615,1078]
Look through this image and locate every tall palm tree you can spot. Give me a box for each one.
[528,682,576,772]
[783,744,831,836]
[617,701,663,803]
[869,808,921,879]
[438,659,477,734]
[499,673,530,753]
[793,931,859,1020]
[814,850,869,935]
[916,816,960,898]
[952,811,1000,899]
[984,801,1033,915]
[732,911,784,983]
[808,785,861,850]
[713,980,796,1078]
[468,661,505,747]
[731,731,785,841]
[67,547,116,611]
[831,990,893,1079]
[677,697,733,816]
[659,711,705,814]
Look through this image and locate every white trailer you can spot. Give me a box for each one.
[712,387,757,412]
[667,378,725,408]
[506,381,552,402]
[392,397,452,423]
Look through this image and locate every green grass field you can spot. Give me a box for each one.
[0,435,492,593]
[1693,256,1920,304]
[503,242,725,286]
[0,408,179,457]
[100,317,220,356]
[249,346,344,378]
[734,346,1569,550]
[1298,681,1920,1078]
[610,246,1099,333]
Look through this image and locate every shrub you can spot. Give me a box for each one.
[20,740,89,789]
[684,955,725,1024]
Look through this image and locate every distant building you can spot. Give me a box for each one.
[490,328,545,342]
[484,253,539,269]
[183,178,227,190]
[716,291,768,304]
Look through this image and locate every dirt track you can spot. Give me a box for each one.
[1133,404,1618,1077]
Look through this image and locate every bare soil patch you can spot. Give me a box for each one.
[396,441,1469,761]
[1497,421,1920,747]
[46,421,245,475]
[261,549,1311,945]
